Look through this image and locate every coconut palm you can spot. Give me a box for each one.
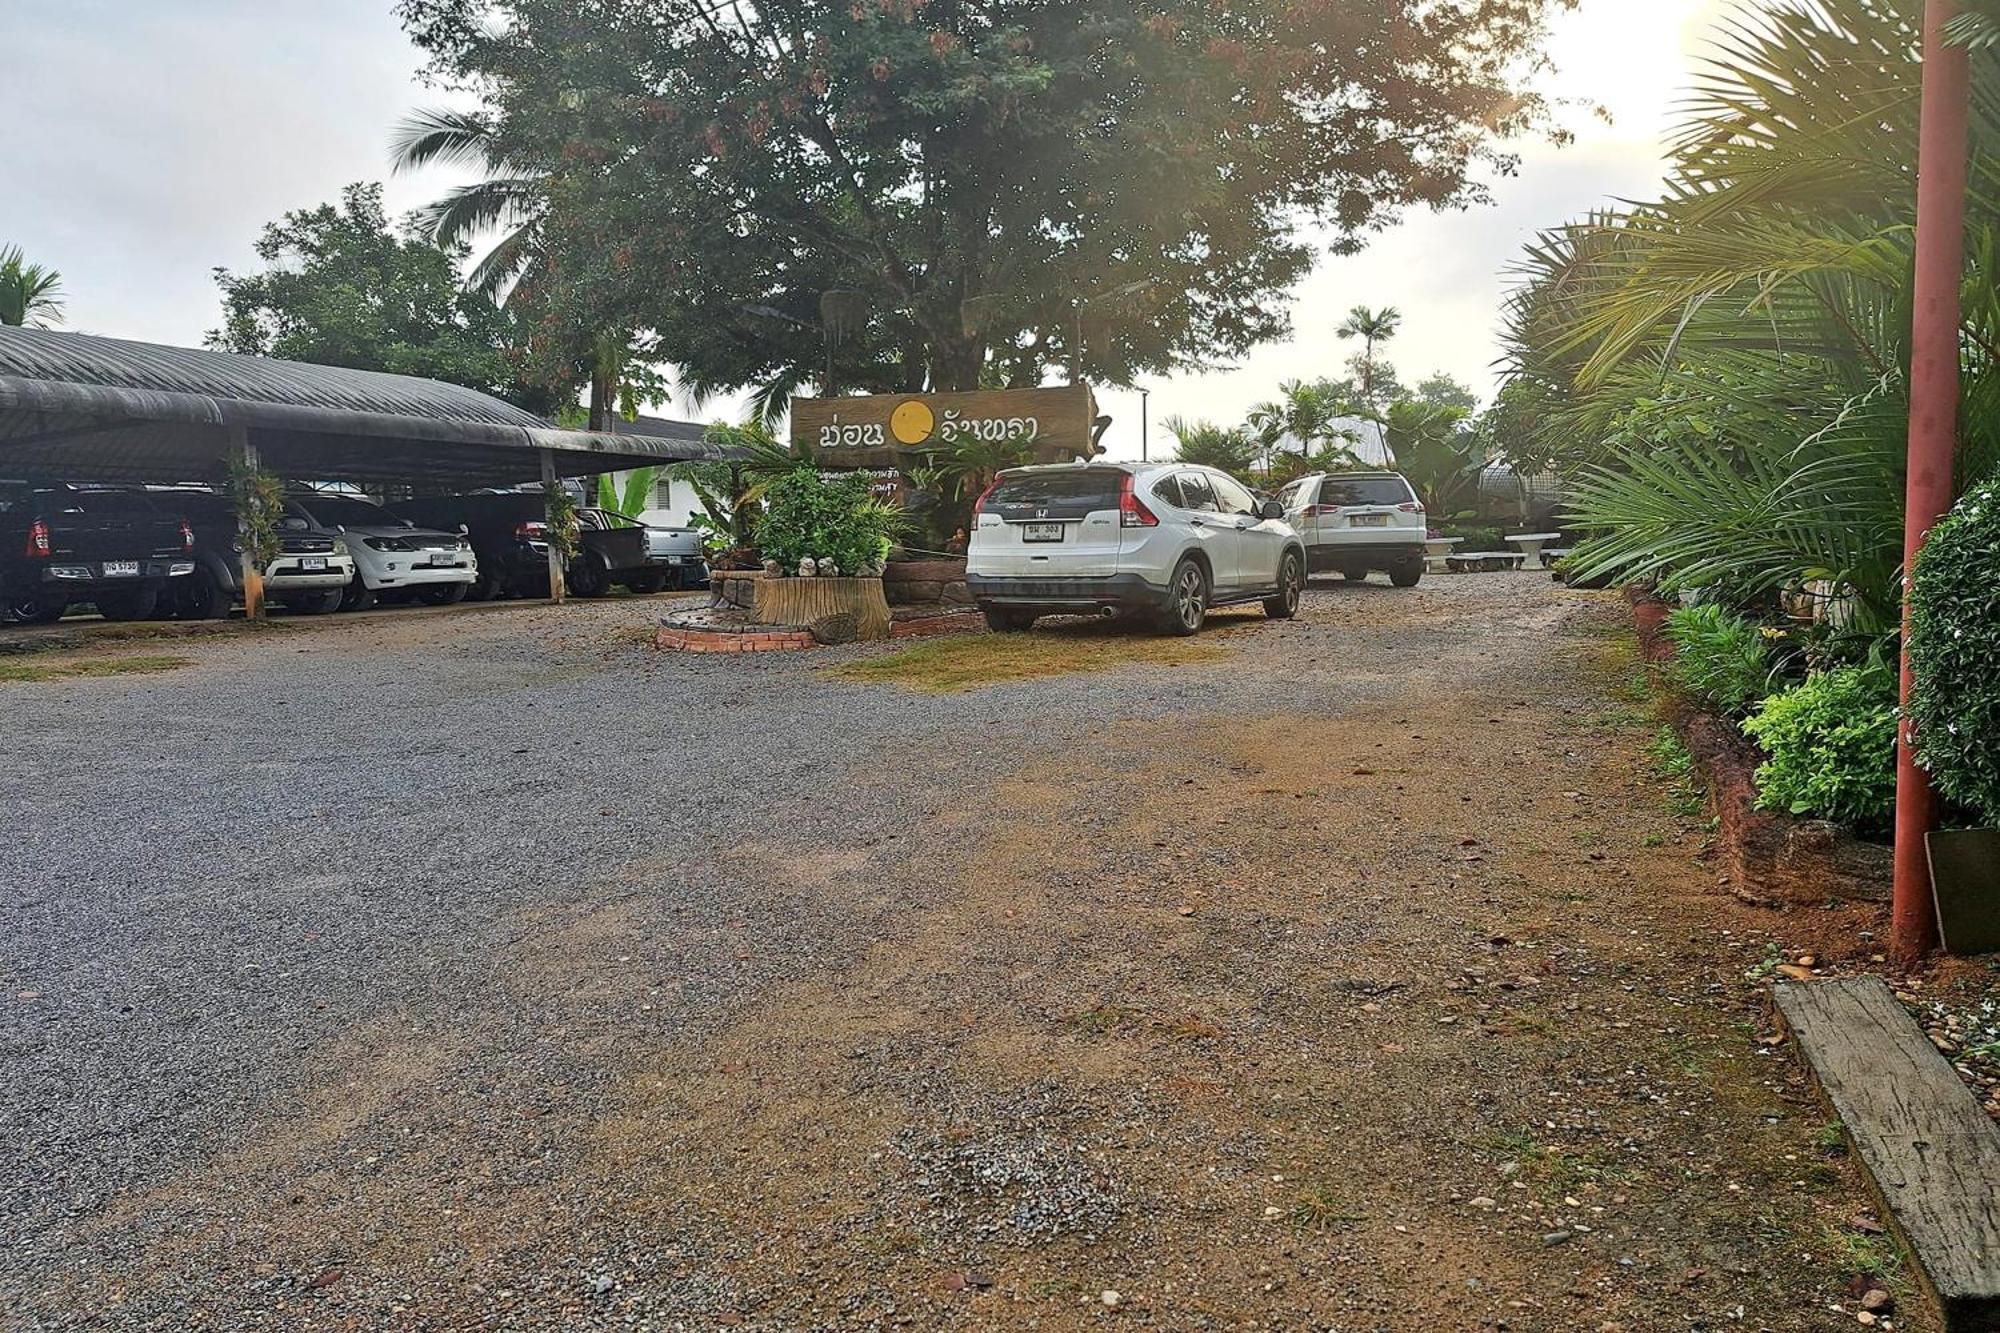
[1335,305,1402,405]
[1164,416,1258,478]
[0,247,64,328]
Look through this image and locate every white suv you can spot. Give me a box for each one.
[966,461,1306,635]
[1276,471,1427,586]
[286,492,478,611]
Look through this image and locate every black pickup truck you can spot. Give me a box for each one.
[394,491,654,598]
[0,481,195,623]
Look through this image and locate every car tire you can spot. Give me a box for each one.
[94,586,159,622]
[1264,550,1304,620]
[1390,560,1423,588]
[286,588,345,615]
[983,608,1037,633]
[6,591,67,624]
[567,556,609,598]
[339,577,377,612]
[627,570,669,594]
[418,582,470,606]
[1342,567,1370,583]
[179,566,235,620]
[1159,556,1209,636]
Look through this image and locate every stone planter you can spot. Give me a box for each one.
[752,575,892,641]
[882,558,972,610]
[710,568,764,611]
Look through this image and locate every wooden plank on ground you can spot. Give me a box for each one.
[1776,977,2000,1330]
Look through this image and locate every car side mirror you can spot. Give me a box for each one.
[458,523,470,535]
[1259,499,1285,520]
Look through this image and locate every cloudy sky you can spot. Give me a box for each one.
[8,0,1729,457]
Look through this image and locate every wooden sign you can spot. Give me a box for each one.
[790,386,1099,466]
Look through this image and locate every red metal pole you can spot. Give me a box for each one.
[1893,0,1971,964]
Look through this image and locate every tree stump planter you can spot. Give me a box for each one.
[752,576,892,641]
[883,558,972,610]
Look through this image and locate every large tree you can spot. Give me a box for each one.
[398,0,1571,403]
[208,183,563,411]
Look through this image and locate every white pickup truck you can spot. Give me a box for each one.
[578,508,708,591]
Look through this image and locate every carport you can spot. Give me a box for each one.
[0,326,738,604]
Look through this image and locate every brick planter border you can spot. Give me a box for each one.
[654,624,815,653]
[1625,588,1892,905]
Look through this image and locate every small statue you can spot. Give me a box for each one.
[798,557,817,577]
[818,558,840,578]
[761,558,781,577]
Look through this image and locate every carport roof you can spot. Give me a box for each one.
[0,327,740,486]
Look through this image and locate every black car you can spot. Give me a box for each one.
[393,491,654,599]
[152,488,352,618]
[0,481,195,623]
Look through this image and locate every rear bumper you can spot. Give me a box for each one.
[1306,540,1423,571]
[968,572,1168,611]
[38,560,192,590]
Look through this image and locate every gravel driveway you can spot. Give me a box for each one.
[0,577,1912,1330]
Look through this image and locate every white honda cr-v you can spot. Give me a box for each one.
[966,461,1306,635]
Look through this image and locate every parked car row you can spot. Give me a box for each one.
[1,481,707,625]
[965,464,1427,635]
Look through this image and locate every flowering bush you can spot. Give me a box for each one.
[1909,475,2000,826]
[754,467,904,575]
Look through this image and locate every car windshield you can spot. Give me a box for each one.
[69,489,165,517]
[988,469,1125,509]
[301,495,399,526]
[1318,476,1412,507]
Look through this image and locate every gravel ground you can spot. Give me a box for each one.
[0,575,1928,1331]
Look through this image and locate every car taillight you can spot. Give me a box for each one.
[1398,502,1424,513]
[971,479,1001,517]
[1118,474,1158,528]
[516,521,548,539]
[25,519,51,558]
[180,520,195,553]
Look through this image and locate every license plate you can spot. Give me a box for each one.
[102,560,139,577]
[300,557,327,571]
[1350,513,1389,527]
[1022,522,1064,543]
[428,554,459,568]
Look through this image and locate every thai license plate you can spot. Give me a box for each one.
[1022,522,1064,542]
[300,556,327,571]
[102,560,139,577]
[1350,513,1389,527]
[428,554,458,568]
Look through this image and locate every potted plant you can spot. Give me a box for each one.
[1909,475,2000,953]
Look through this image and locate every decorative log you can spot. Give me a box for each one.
[752,576,892,640]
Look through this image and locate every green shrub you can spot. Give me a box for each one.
[754,466,905,574]
[1742,667,1898,837]
[1909,476,2000,826]
[1446,525,1503,550]
[1661,603,1772,716]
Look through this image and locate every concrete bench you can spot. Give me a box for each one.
[1505,532,1563,568]
[1777,977,2000,1329]
[1446,551,1526,573]
[1424,536,1463,573]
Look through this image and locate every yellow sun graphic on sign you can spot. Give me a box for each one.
[889,399,937,445]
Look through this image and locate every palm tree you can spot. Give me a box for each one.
[1164,416,1258,478]
[0,247,64,328]
[1335,305,1402,405]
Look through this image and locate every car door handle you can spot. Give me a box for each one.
[1190,518,1208,528]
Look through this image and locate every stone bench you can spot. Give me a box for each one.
[1505,532,1563,568]
[1424,536,1463,573]
[1446,551,1526,573]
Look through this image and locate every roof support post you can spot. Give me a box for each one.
[230,424,266,621]
[541,449,566,604]
[1893,0,1971,964]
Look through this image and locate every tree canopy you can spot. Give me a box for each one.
[0,246,64,329]
[397,0,1573,403]
[208,183,562,411]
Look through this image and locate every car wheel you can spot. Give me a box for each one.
[94,585,159,621]
[1390,560,1423,588]
[567,557,609,598]
[628,570,670,594]
[1160,556,1209,636]
[5,591,67,624]
[180,566,235,620]
[339,577,377,612]
[1342,567,1370,583]
[1264,550,1304,620]
[285,588,345,615]
[983,608,1037,633]
[418,582,470,606]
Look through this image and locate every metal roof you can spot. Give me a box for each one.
[0,327,740,486]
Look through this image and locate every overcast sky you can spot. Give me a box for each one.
[7,0,1730,458]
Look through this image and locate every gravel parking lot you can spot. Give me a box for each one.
[1,576,1915,1330]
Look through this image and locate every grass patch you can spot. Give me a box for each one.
[828,623,1232,692]
[1289,1182,1368,1233]
[0,654,192,683]
[1821,1221,1905,1281]
[1473,1130,1633,1192]
[1064,1002,1140,1035]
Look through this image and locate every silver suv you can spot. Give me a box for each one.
[1276,471,1426,586]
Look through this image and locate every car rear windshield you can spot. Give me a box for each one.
[1317,476,1413,507]
[988,470,1125,509]
[68,489,167,516]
